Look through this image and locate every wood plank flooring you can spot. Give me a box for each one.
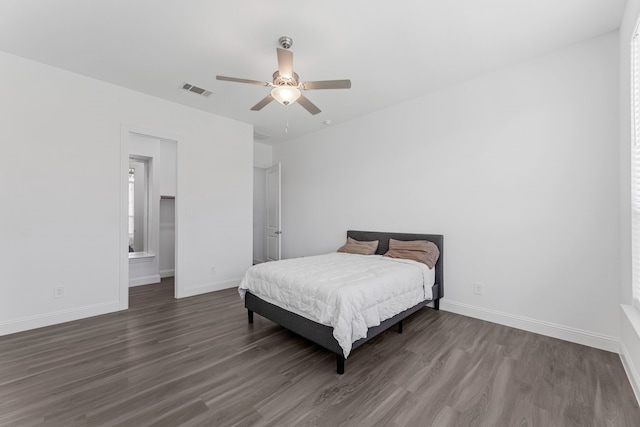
[0,278,638,426]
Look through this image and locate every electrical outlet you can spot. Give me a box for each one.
[473,282,484,295]
[53,286,65,299]
[210,266,216,274]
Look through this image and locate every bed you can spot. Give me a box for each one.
[239,230,444,374]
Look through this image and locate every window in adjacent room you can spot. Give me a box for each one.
[128,167,135,252]
[128,158,149,254]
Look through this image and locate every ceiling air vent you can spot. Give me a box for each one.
[181,82,212,97]
[253,130,270,141]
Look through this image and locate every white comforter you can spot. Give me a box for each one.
[238,252,434,358]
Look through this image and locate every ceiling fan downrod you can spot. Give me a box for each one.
[278,36,293,50]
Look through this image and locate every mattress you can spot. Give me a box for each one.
[239,252,435,357]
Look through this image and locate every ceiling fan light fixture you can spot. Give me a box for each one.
[271,85,301,106]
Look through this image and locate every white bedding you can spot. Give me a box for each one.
[238,252,435,358]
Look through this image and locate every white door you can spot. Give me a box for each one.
[265,163,281,261]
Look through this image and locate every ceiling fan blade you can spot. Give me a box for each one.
[250,94,275,111]
[297,95,321,115]
[277,48,294,79]
[301,80,351,90]
[216,75,270,86]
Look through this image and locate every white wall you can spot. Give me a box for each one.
[159,139,177,198]
[0,50,253,335]
[274,32,620,352]
[254,141,273,168]
[619,0,640,402]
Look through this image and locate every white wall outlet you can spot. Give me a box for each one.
[473,282,484,295]
[210,266,216,274]
[53,286,65,299]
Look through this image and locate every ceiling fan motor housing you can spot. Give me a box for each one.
[273,71,299,86]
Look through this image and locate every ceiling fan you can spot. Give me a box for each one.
[216,36,351,115]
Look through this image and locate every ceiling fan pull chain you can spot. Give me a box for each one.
[285,105,290,134]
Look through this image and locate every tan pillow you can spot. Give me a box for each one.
[384,239,440,268]
[337,237,379,255]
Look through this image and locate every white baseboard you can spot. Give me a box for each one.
[440,300,619,353]
[0,301,121,336]
[160,269,175,278]
[620,340,640,405]
[177,278,240,298]
[129,274,161,287]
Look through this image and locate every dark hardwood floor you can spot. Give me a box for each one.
[1,278,638,426]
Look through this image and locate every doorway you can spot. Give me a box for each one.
[120,126,178,310]
[253,167,267,264]
[265,163,281,261]
[253,163,281,264]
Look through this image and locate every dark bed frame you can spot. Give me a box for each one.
[245,230,444,374]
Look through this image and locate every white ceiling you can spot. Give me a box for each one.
[0,0,626,144]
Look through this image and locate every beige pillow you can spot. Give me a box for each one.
[337,237,379,255]
[384,239,440,268]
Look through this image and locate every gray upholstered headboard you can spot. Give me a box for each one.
[346,230,444,301]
